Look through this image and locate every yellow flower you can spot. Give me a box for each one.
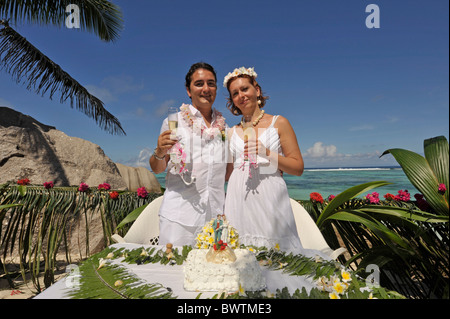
[114,280,123,287]
[368,292,378,299]
[341,269,352,283]
[274,243,280,251]
[329,291,340,299]
[140,249,148,256]
[332,281,347,295]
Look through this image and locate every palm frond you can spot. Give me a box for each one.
[0,0,123,42]
[0,23,126,135]
[67,248,175,299]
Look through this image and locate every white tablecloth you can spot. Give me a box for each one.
[34,243,319,299]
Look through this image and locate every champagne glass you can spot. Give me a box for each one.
[168,107,178,139]
[242,115,254,161]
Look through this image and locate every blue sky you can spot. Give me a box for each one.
[1,0,448,169]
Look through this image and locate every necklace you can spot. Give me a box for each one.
[180,103,226,138]
[241,110,265,127]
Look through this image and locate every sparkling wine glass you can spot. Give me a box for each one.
[242,115,254,161]
[168,107,178,139]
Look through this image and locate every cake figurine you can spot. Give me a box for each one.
[165,243,173,254]
[184,215,266,292]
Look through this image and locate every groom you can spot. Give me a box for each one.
[150,62,232,246]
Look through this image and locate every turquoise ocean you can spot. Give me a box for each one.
[155,166,419,201]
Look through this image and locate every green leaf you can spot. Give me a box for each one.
[424,136,449,207]
[114,203,149,231]
[360,205,449,223]
[0,203,23,210]
[316,181,391,228]
[325,210,410,249]
[381,143,448,215]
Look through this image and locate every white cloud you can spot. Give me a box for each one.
[86,75,146,103]
[154,99,177,117]
[304,142,339,158]
[85,85,116,103]
[302,142,398,168]
[120,147,152,168]
[349,124,375,132]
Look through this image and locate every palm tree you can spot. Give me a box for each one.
[0,0,126,135]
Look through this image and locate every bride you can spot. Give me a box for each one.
[223,67,306,253]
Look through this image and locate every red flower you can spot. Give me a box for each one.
[98,183,111,191]
[109,191,119,199]
[43,181,54,189]
[438,183,447,194]
[17,178,30,186]
[310,192,324,204]
[78,182,89,192]
[414,193,430,211]
[137,187,148,198]
[384,193,395,200]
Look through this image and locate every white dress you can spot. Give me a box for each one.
[224,116,303,253]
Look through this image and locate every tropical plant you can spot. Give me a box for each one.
[381,135,449,215]
[0,0,125,135]
[303,136,449,299]
[0,183,158,292]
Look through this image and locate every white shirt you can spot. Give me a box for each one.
[158,104,228,227]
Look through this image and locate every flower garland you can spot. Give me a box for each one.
[223,66,258,88]
[169,104,227,185]
[179,103,226,141]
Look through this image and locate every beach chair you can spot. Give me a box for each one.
[290,198,346,260]
[111,195,162,245]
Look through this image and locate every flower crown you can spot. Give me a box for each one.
[223,66,257,87]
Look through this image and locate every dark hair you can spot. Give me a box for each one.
[225,75,269,116]
[185,62,217,89]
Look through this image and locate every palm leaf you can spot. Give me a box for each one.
[67,249,175,299]
[114,203,149,232]
[424,136,449,208]
[381,142,448,215]
[0,23,125,135]
[0,0,123,42]
[316,181,391,228]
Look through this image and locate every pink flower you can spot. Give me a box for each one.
[365,192,380,204]
[43,181,54,189]
[438,183,447,194]
[78,182,89,192]
[394,189,410,202]
[137,187,148,198]
[98,183,111,191]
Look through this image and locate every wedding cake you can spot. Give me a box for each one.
[183,215,266,292]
